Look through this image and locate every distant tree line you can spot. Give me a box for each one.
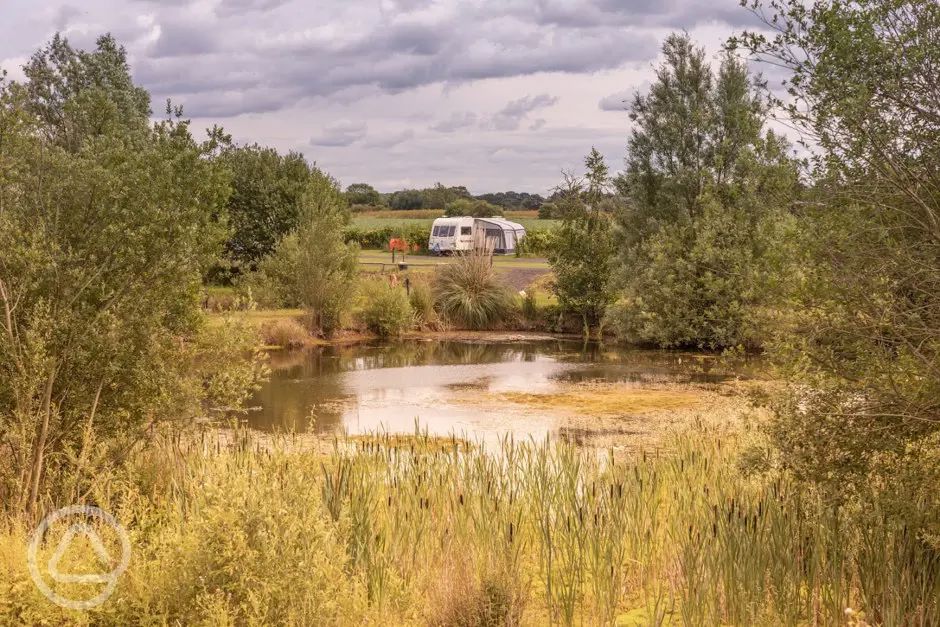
[344,182,545,212]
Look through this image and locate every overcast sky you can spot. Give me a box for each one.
[1,0,768,194]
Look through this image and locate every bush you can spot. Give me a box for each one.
[260,318,310,348]
[359,279,414,337]
[517,228,556,256]
[433,253,513,329]
[409,279,443,330]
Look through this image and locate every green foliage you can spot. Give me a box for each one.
[343,223,431,252]
[612,33,797,349]
[734,0,940,498]
[220,144,313,268]
[443,197,502,218]
[0,36,258,513]
[345,182,382,206]
[433,253,514,329]
[388,189,426,210]
[248,196,359,334]
[516,228,556,256]
[358,280,414,337]
[548,149,618,337]
[476,190,544,211]
[21,33,151,149]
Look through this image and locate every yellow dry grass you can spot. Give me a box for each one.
[495,386,704,416]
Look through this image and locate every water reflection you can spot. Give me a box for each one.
[246,339,757,442]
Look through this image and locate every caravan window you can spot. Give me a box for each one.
[460,226,472,235]
[445,226,456,237]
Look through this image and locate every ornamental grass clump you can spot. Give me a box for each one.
[432,252,514,329]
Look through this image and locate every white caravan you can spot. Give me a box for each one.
[428,216,527,255]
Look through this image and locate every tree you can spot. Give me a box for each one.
[612,33,797,349]
[549,149,618,337]
[250,173,359,335]
[443,197,502,218]
[0,37,251,514]
[221,145,312,269]
[733,1,940,497]
[21,33,150,150]
[345,183,381,207]
[388,189,425,210]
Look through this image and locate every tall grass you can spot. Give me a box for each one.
[433,252,514,329]
[2,422,937,625]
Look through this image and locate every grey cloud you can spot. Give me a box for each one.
[121,1,662,117]
[599,81,651,111]
[489,93,557,131]
[431,111,477,133]
[311,120,368,147]
[365,128,414,148]
[529,118,546,131]
[54,5,83,30]
[150,21,220,58]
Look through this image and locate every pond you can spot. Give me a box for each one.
[245,338,757,446]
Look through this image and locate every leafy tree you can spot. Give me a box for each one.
[612,34,797,349]
[247,175,358,335]
[421,183,470,209]
[734,1,940,498]
[346,182,382,207]
[477,191,544,211]
[221,144,313,269]
[21,33,150,149]
[549,148,618,337]
[0,38,257,514]
[388,189,425,210]
[443,197,502,218]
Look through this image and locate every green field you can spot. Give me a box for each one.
[358,249,550,271]
[351,215,560,231]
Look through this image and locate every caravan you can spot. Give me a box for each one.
[428,216,526,255]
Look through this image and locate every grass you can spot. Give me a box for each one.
[3,417,936,625]
[432,252,515,330]
[359,249,550,268]
[494,387,704,415]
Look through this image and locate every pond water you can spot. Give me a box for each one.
[245,338,757,445]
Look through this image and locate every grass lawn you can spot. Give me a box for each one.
[358,249,549,269]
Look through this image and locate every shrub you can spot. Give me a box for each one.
[409,279,443,330]
[517,228,556,256]
[359,279,414,337]
[260,318,310,348]
[433,253,513,329]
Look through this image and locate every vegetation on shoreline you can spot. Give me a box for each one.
[1,419,936,625]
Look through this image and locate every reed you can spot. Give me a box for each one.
[1,422,937,625]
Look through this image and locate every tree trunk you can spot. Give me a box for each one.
[25,368,56,517]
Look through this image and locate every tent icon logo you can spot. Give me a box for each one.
[27,505,131,610]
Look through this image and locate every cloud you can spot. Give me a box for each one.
[365,128,414,148]
[488,93,558,131]
[311,120,368,147]
[431,111,477,133]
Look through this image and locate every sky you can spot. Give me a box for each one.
[0,0,770,195]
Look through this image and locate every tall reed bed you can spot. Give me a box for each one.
[1,423,937,625]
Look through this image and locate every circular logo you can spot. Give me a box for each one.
[27,505,131,610]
